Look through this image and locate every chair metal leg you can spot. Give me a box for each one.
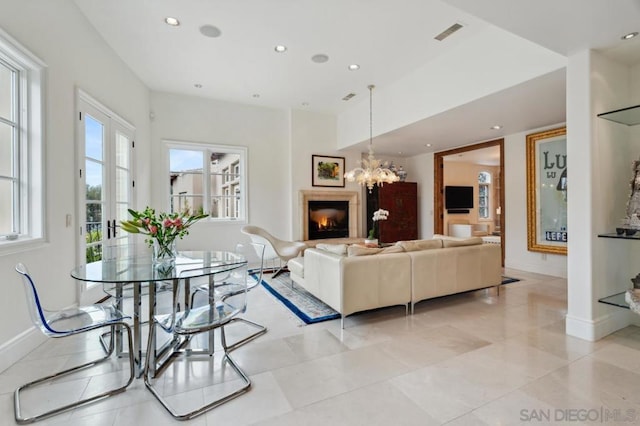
[143,321,251,421]
[220,318,267,352]
[14,322,134,425]
[271,265,288,278]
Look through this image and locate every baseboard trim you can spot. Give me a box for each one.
[504,260,567,279]
[566,309,631,341]
[0,326,46,373]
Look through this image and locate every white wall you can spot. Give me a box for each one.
[0,0,150,372]
[289,109,366,239]
[566,49,640,341]
[406,129,569,278]
[337,25,566,148]
[149,92,290,250]
[407,153,435,238]
[503,125,568,278]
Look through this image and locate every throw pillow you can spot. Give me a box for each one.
[315,243,348,255]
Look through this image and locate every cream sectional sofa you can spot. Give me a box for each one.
[288,236,502,327]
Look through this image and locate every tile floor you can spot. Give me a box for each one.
[2,269,640,425]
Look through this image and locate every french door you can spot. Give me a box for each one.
[77,91,135,304]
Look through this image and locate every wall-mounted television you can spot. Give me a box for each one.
[445,186,473,210]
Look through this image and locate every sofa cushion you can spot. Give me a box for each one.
[397,239,443,252]
[315,243,348,256]
[347,244,405,256]
[380,245,404,254]
[347,245,382,256]
[288,256,304,278]
[441,237,483,247]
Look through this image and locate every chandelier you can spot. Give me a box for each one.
[344,85,399,192]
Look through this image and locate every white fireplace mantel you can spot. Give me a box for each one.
[299,190,360,241]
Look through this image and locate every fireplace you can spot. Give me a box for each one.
[299,190,360,241]
[308,201,349,240]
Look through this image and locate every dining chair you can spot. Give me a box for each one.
[241,225,306,277]
[143,260,252,420]
[98,242,173,354]
[190,242,267,351]
[14,263,135,424]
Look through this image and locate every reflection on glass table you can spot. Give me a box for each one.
[70,250,247,377]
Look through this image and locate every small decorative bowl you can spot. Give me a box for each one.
[625,228,637,236]
[616,228,625,235]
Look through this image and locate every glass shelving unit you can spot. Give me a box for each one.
[597,104,640,126]
[596,105,640,308]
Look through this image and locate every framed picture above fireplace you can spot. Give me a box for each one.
[312,155,345,187]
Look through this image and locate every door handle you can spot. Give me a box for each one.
[112,219,117,237]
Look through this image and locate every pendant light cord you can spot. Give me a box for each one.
[368,84,374,148]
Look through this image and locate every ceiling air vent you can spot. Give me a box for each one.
[342,93,356,101]
[434,23,463,41]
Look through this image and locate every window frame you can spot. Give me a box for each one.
[478,171,492,220]
[165,140,247,223]
[0,28,46,252]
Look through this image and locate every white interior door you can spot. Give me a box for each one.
[77,91,135,304]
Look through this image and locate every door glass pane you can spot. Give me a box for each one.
[0,179,14,234]
[115,202,129,223]
[0,122,13,177]
[115,131,129,168]
[85,160,103,200]
[0,63,13,121]
[86,203,103,235]
[86,242,103,263]
[115,168,128,202]
[85,114,103,161]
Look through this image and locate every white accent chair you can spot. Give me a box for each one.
[241,225,306,277]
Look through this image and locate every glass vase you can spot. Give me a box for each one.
[153,239,177,269]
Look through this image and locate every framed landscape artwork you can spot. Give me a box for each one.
[312,155,345,187]
[526,126,567,255]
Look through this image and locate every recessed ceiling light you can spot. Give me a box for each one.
[200,25,221,38]
[348,64,360,71]
[194,83,202,88]
[425,143,432,147]
[622,31,638,40]
[164,17,180,26]
[491,125,502,130]
[252,94,260,98]
[274,45,287,53]
[398,151,403,155]
[311,54,329,63]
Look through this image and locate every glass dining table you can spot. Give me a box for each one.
[70,250,248,377]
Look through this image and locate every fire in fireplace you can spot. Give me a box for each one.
[308,200,349,240]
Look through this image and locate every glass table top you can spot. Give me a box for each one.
[71,250,246,283]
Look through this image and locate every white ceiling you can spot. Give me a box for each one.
[73,0,640,158]
[444,146,500,167]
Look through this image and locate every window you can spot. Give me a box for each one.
[478,171,492,219]
[168,141,247,221]
[0,29,45,246]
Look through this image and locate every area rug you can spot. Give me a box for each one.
[501,276,521,285]
[258,272,340,324]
